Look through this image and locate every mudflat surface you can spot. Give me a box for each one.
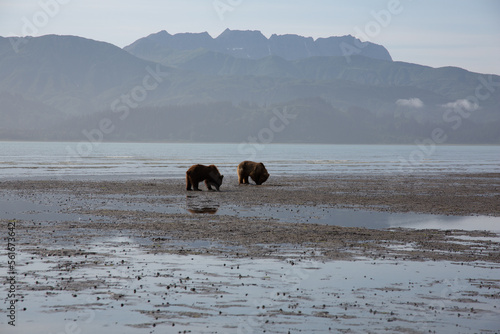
[2,173,500,259]
[1,173,500,333]
[3,172,500,215]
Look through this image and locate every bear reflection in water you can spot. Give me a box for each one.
[185,195,219,214]
[187,207,219,214]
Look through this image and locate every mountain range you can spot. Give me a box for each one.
[124,29,392,62]
[0,30,499,143]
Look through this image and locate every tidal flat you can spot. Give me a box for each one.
[1,173,499,333]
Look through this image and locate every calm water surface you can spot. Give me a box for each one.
[1,141,499,179]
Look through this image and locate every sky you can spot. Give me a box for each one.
[1,0,499,75]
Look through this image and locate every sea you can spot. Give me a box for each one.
[0,141,499,180]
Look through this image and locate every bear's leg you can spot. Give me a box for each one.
[238,173,244,184]
[186,175,192,191]
[205,180,213,191]
[193,181,201,191]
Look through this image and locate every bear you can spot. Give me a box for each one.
[237,161,269,185]
[186,164,224,191]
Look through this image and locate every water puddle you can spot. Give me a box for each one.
[214,204,500,232]
[2,192,499,232]
[0,196,87,222]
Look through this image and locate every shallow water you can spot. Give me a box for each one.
[214,204,500,231]
[0,196,85,222]
[1,142,499,179]
[2,192,499,232]
[2,237,499,333]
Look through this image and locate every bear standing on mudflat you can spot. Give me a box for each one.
[186,164,224,191]
[237,161,269,185]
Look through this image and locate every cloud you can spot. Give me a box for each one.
[395,98,424,108]
[442,99,479,111]
[441,99,479,112]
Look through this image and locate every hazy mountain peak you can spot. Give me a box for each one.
[217,28,267,40]
[269,33,314,42]
[147,30,172,42]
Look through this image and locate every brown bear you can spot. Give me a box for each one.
[186,164,224,191]
[237,161,269,185]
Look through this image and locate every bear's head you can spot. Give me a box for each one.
[255,172,269,185]
[208,165,224,191]
[255,163,269,185]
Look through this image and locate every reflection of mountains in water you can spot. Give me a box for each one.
[185,195,219,214]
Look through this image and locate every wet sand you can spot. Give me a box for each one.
[1,173,500,333]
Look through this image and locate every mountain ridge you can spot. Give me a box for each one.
[124,29,393,62]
